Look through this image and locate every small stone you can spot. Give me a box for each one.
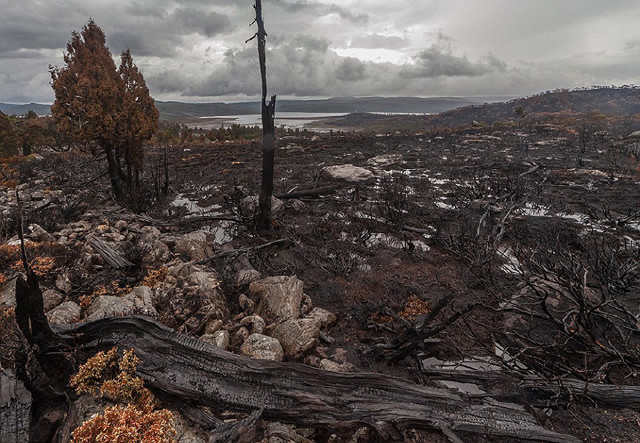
[240,315,266,335]
[114,220,127,231]
[42,289,64,312]
[319,358,354,372]
[319,359,344,372]
[142,240,170,266]
[55,273,73,293]
[240,195,285,215]
[306,307,337,328]
[233,326,250,345]
[272,318,321,359]
[201,330,230,350]
[94,224,110,234]
[204,319,223,335]
[367,153,403,167]
[235,269,261,287]
[238,294,256,314]
[300,294,313,315]
[140,226,161,242]
[241,334,283,361]
[47,301,81,325]
[330,348,349,364]
[289,199,306,212]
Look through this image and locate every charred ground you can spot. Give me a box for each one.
[3,108,640,441]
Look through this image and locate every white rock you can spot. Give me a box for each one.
[320,164,373,183]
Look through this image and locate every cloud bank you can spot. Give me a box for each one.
[1,0,640,103]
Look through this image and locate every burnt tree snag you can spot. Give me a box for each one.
[249,0,277,230]
[13,190,77,442]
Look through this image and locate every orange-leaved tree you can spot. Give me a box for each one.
[117,49,159,186]
[50,20,158,199]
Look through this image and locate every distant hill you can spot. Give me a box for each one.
[0,103,51,116]
[155,96,490,120]
[1,96,503,121]
[423,87,640,128]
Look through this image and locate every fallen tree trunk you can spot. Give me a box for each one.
[420,359,640,411]
[57,316,578,442]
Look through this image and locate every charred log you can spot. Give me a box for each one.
[56,316,578,442]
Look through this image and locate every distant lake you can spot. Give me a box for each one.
[192,112,349,130]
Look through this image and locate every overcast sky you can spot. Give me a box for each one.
[2,0,640,103]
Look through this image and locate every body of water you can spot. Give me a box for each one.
[192,112,349,130]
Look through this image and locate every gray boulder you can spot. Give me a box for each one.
[200,330,230,350]
[42,289,64,312]
[241,333,283,361]
[306,307,337,328]
[272,318,321,359]
[85,286,157,322]
[46,301,81,325]
[251,276,304,324]
[0,278,17,308]
[175,231,211,261]
[320,164,373,183]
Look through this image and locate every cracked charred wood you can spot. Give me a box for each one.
[420,361,640,411]
[0,369,32,443]
[57,316,578,442]
[87,236,134,269]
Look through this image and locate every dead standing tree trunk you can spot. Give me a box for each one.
[249,0,277,230]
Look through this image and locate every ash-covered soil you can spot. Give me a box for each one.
[3,119,640,441]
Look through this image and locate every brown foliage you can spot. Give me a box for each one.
[117,49,159,177]
[50,20,158,198]
[70,348,176,442]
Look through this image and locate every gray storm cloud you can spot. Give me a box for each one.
[2,0,640,102]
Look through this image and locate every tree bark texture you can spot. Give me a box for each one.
[254,0,277,231]
[56,316,579,442]
[0,370,32,443]
[420,360,640,411]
